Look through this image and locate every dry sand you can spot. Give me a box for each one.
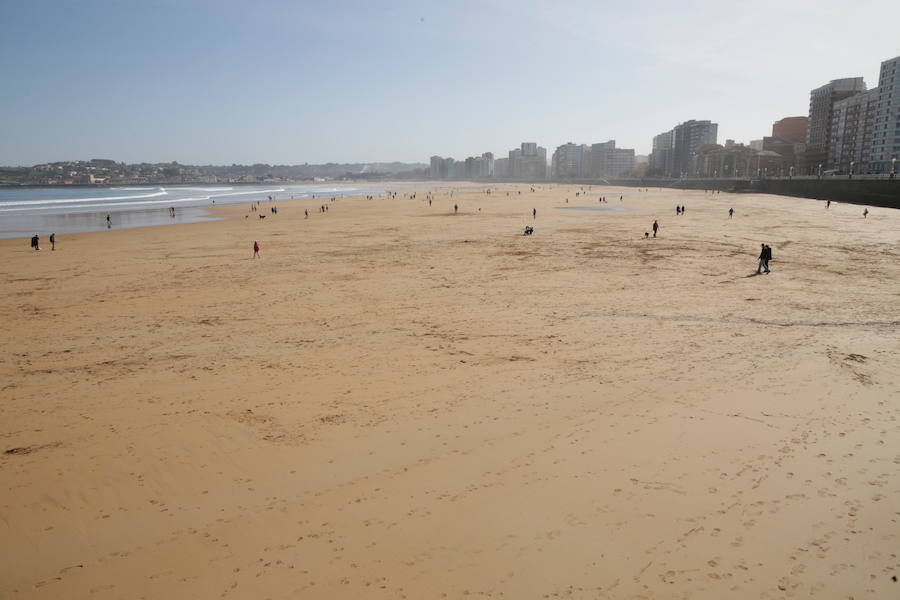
[1,184,899,599]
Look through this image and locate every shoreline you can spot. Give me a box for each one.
[0,181,495,240]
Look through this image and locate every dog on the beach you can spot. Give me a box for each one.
[523,226,534,236]
[259,215,266,219]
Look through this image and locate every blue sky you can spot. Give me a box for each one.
[1,0,897,165]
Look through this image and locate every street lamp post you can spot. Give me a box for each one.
[818,164,823,179]
[789,166,794,180]
[849,161,855,180]
[891,157,897,180]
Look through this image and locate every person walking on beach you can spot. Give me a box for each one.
[49,233,56,251]
[30,234,40,251]
[676,205,681,215]
[106,214,111,228]
[863,208,869,218]
[532,207,536,219]
[454,204,458,214]
[729,208,734,219]
[826,200,831,209]
[253,240,260,259]
[652,220,659,238]
[756,243,770,274]
[304,209,308,219]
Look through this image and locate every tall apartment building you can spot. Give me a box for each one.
[430,152,495,179]
[804,77,866,172]
[589,140,615,177]
[430,155,457,179]
[608,148,635,177]
[464,157,477,178]
[829,88,878,173]
[430,156,445,179]
[672,120,718,176]
[510,142,547,179]
[589,140,634,178]
[649,130,674,176]
[508,148,521,172]
[480,152,494,177]
[494,157,509,178]
[547,139,635,179]
[871,55,900,174]
[552,143,590,179]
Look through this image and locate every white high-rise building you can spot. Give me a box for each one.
[552,143,590,179]
[649,130,675,176]
[510,143,546,179]
[830,88,878,173]
[481,152,494,177]
[871,55,900,174]
[589,140,615,177]
[804,77,866,172]
[494,157,509,178]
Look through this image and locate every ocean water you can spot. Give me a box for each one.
[0,184,388,239]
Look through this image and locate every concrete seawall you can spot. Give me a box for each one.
[437,178,900,209]
[606,178,900,209]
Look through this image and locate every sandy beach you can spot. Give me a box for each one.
[1,183,898,599]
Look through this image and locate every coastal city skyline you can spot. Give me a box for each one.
[2,1,899,166]
[429,53,900,179]
[6,48,898,185]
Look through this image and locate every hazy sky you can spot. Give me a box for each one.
[1,0,897,166]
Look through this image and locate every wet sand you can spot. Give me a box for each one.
[2,184,899,598]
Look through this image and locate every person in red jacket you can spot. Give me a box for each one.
[253,240,260,258]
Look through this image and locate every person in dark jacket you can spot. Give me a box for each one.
[757,244,771,274]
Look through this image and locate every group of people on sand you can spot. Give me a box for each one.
[30,233,57,251]
[229,188,872,272]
